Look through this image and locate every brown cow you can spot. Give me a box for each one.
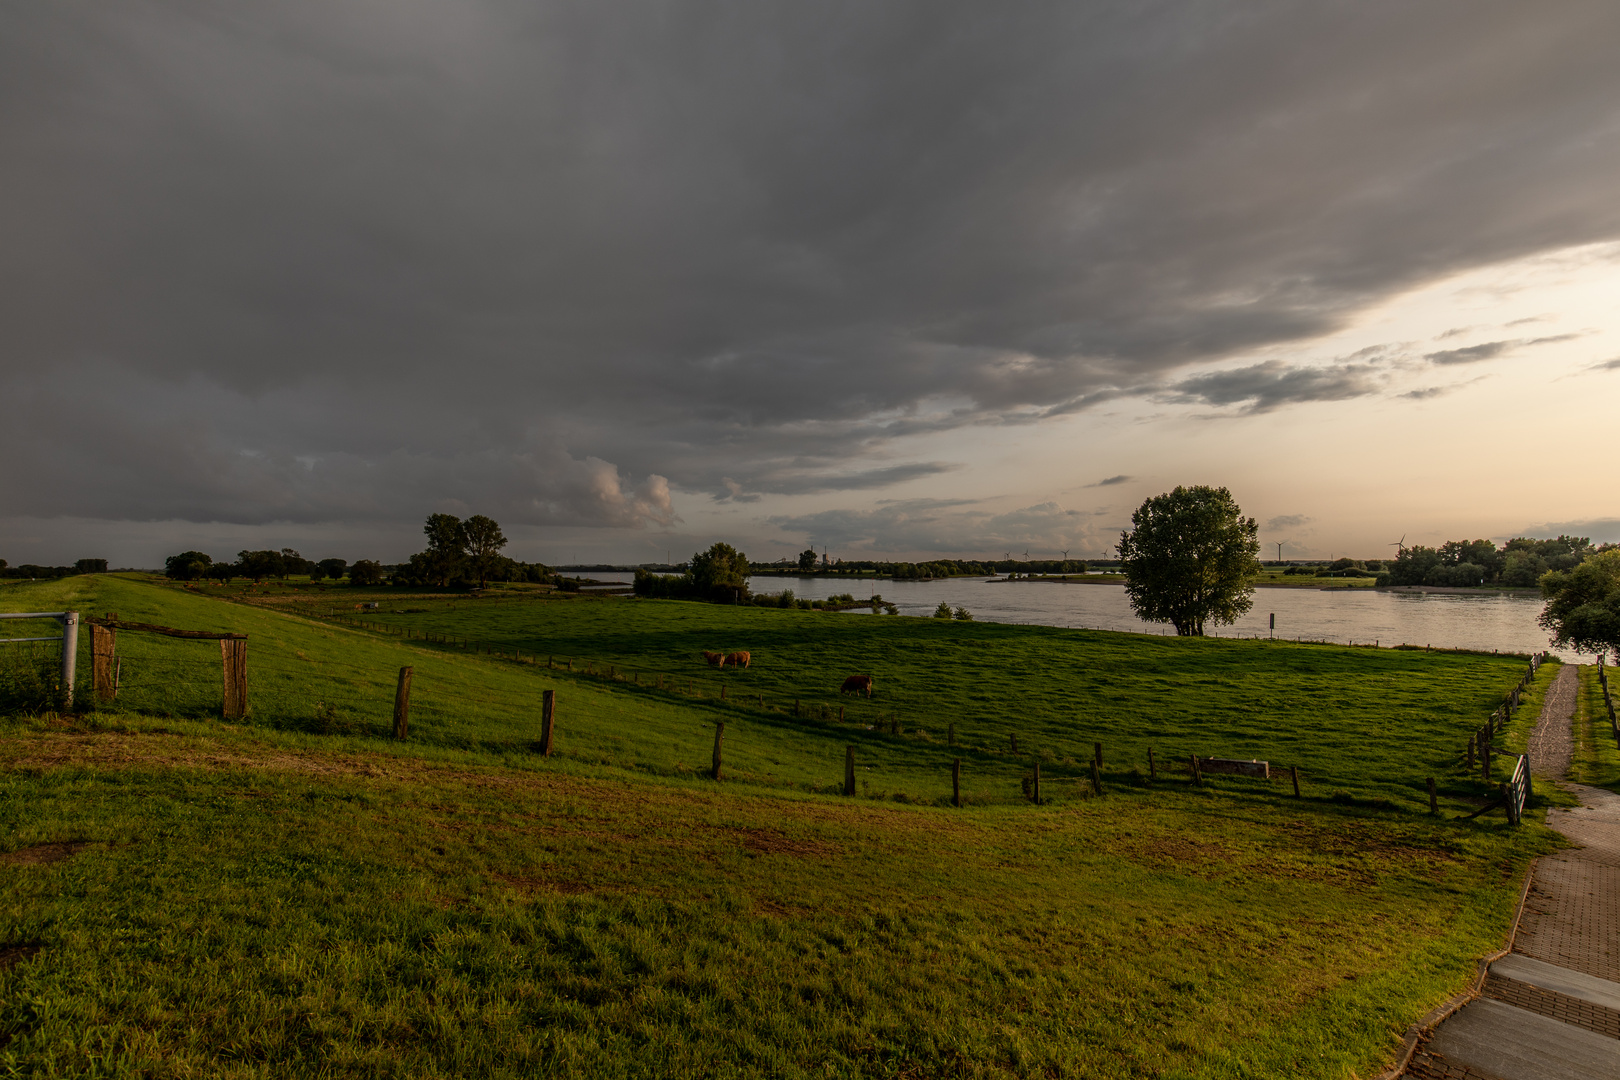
[724,651,751,669]
[839,674,873,698]
[702,650,727,668]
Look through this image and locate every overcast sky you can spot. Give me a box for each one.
[5,1,1620,568]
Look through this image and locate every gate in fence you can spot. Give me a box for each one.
[1504,753,1529,826]
[85,616,250,719]
[0,610,80,707]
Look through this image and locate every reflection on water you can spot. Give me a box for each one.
[577,571,1571,659]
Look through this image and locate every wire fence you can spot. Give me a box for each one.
[0,640,62,713]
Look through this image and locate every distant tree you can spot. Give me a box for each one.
[348,560,384,587]
[164,551,213,581]
[798,548,818,573]
[953,606,973,621]
[462,515,508,588]
[317,558,348,581]
[422,513,467,586]
[689,542,750,602]
[279,549,309,578]
[933,601,952,619]
[1539,550,1620,660]
[236,550,286,583]
[207,561,238,584]
[1117,485,1261,636]
[74,559,108,575]
[1382,545,1442,586]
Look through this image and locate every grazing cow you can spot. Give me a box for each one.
[725,651,751,669]
[840,674,874,698]
[702,650,727,668]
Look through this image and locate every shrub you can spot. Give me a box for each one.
[933,602,952,619]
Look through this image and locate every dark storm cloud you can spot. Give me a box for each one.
[1425,334,1581,365]
[1160,360,1383,413]
[6,0,1620,539]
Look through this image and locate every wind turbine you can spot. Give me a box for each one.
[1389,534,1406,555]
[1275,540,1288,564]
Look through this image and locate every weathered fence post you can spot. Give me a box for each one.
[1147,747,1156,781]
[91,622,117,702]
[59,611,79,709]
[1290,765,1300,798]
[221,638,248,720]
[1482,738,1491,782]
[838,704,844,721]
[1427,777,1437,814]
[720,683,726,701]
[711,721,724,780]
[1090,758,1103,797]
[1191,754,1202,786]
[948,723,956,746]
[1094,741,1103,770]
[1032,760,1042,805]
[1466,734,1475,769]
[952,758,962,807]
[539,689,556,756]
[844,746,856,796]
[1010,733,1019,754]
[393,665,412,739]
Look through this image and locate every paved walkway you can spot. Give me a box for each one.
[1405,664,1620,1080]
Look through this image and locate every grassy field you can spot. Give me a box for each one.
[1572,663,1620,793]
[0,574,1566,1077]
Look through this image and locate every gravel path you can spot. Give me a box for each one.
[1527,663,1577,779]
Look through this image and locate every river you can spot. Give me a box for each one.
[569,571,1571,659]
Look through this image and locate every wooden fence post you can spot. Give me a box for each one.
[1010,733,1019,754]
[948,723,956,746]
[539,689,556,756]
[221,638,249,720]
[91,623,117,702]
[720,684,726,701]
[1290,765,1300,798]
[1148,747,1156,781]
[711,722,724,780]
[844,746,856,796]
[952,758,962,807]
[1482,739,1491,782]
[1191,754,1202,786]
[1094,741,1103,770]
[1090,758,1103,797]
[392,665,412,739]
[838,704,844,721]
[1032,760,1042,805]
[1427,777,1437,813]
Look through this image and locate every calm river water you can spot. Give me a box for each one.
[575,572,1572,659]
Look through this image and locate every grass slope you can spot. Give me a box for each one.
[0,575,1563,1077]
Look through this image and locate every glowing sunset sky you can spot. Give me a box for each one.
[4,2,1618,566]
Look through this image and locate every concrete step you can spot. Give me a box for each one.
[1484,953,1620,1040]
[1423,998,1620,1080]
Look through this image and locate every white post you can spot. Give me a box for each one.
[60,611,78,709]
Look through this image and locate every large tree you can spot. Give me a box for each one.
[1539,549,1620,660]
[164,551,212,581]
[689,542,750,602]
[421,513,467,586]
[462,515,508,588]
[1117,485,1261,636]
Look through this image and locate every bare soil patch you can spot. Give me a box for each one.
[0,944,42,971]
[0,841,87,866]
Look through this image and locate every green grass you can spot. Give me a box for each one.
[0,575,1567,1077]
[1571,663,1620,793]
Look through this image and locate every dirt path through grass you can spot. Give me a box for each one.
[1528,663,1578,779]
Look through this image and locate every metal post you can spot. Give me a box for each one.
[60,611,79,709]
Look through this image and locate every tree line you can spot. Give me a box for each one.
[1377,535,1604,588]
[0,558,109,580]
[162,514,555,589]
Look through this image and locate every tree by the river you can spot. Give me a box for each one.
[1117,485,1261,637]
